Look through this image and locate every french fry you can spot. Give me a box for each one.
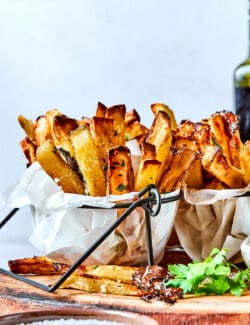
[202,145,245,188]
[208,111,242,168]
[70,126,106,196]
[146,111,172,181]
[185,157,204,189]
[125,121,149,141]
[173,135,198,151]
[90,117,115,171]
[18,114,35,142]
[106,105,126,146]
[95,101,107,117]
[36,140,85,194]
[159,148,200,193]
[125,108,141,125]
[134,159,161,191]
[20,137,36,166]
[240,141,250,185]
[151,103,178,130]
[175,119,196,138]
[8,256,67,275]
[45,108,62,143]
[193,122,211,154]
[34,115,53,146]
[61,274,142,296]
[106,146,134,195]
[53,115,79,159]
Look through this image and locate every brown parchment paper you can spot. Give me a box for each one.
[174,185,250,261]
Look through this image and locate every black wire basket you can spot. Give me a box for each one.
[0,184,182,292]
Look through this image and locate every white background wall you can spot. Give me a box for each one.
[0,0,248,245]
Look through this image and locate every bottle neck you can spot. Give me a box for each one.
[248,1,250,56]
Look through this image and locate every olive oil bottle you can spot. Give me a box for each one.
[234,1,250,142]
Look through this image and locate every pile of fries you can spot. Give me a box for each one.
[18,102,250,196]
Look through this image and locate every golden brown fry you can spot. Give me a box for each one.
[173,135,198,151]
[140,141,156,160]
[176,119,196,138]
[240,141,250,185]
[34,115,52,146]
[95,101,108,117]
[70,126,106,196]
[90,117,115,170]
[45,108,62,142]
[36,140,85,194]
[185,157,204,189]
[61,274,142,296]
[208,111,242,168]
[146,111,172,181]
[106,146,134,195]
[159,148,199,192]
[18,114,35,142]
[193,122,211,154]
[8,256,67,275]
[106,105,126,146]
[53,115,78,159]
[202,145,245,188]
[134,159,161,191]
[125,121,149,141]
[125,108,141,125]
[151,103,178,130]
[20,137,36,166]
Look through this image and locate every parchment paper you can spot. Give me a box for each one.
[175,185,250,261]
[0,161,179,266]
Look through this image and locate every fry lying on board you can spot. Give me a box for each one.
[8,256,182,303]
[18,104,250,195]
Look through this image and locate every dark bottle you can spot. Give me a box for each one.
[234,1,250,142]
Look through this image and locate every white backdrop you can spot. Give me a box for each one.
[0,0,248,242]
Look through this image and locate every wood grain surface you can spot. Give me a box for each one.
[1,273,250,325]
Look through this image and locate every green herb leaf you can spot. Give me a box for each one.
[165,248,250,297]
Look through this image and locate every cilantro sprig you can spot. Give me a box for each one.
[165,248,250,296]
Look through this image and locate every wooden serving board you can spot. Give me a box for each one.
[1,273,250,325]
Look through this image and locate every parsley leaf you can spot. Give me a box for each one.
[165,248,250,296]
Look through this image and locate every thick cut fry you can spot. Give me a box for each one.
[34,115,53,146]
[90,117,115,170]
[159,148,199,192]
[18,114,35,142]
[208,111,242,168]
[174,135,198,151]
[140,141,156,160]
[240,141,250,185]
[61,274,142,296]
[45,108,62,142]
[20,137,36,166]
[95,101,107,117]
[151,103,178,130]
[70,126,106,196]
[176,119,196,138]
[36,140,85,194]
[134,159,161,191]
[8,256,67,275]
[125,108,141,125]
[185,157,204,189]
[106,146,134,195]
[106,105,126,146]
[202,145,245,188]
[146,111,172,181]
[125,121,149,141]
[53,115,79,158]
[193,122,211,154]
